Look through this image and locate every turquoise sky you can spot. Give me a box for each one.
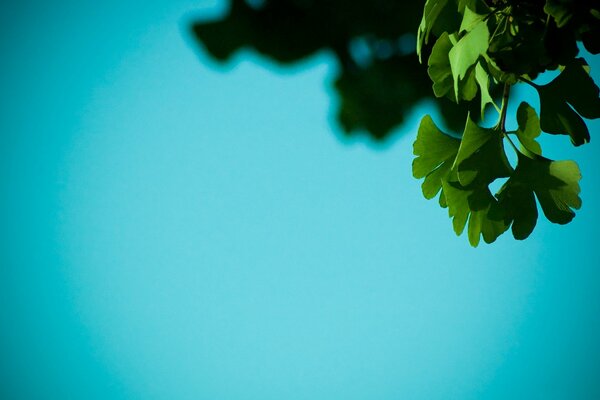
[2,1,600,399]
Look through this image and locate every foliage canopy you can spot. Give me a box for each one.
[414,0,599,245]
[191,0,599,246]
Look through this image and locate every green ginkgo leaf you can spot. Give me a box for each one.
[531,157,582,225]
[417,0,457,62]
[442,180,508,246]
[459,5,485,33]
[428,32,455,98]
[428,32,478,102]
[475,62,495,115]
[491,176,538,240]
[413,115,461,199]
[535,58,600,146]
[449,20,489,99]
[544,0,575,27]
[515,102,542,155]
[494,150,582,239]
[453,116,512,187]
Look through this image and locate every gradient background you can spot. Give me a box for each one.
[1,1,600,399]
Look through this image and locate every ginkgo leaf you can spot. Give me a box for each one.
[442,180,508,246]
[453,116,512,187]
[491,177,538,240]
[460,65,479,102]
[428,33,478,102]
[515,102,542,155]
[553,60,600,119]
[466,187,509,246]
[494,151,582,240]
[413,115,460,199]
[532,157,582,224]
[475,62,495,115]
[544,0,575,28]
[457,0,487,14]
[413,115,513,247]
[483,53,518,85]
[417,0,457,62]
[449,20,489,99]
[535,58,600,146]
[442,179,471,235]
[459,5,485,33]
[428,32,455,98]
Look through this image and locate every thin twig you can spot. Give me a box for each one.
[518,76,539,88]
[498,83,520,152]
[499,83,511,132]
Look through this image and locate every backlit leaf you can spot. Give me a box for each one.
[453,116,512,187]
[459,5,485,33]
[475,62,495,115]
[428,32,455,99]
[494,151,582,239]
[417,0,456,62]
[449,20,489,99]
[536,58,600,146]
[515,102,542,155]
[428,33,483,103]
[491,176,538,240]
[442,181,508,246]
[413,115,460,199]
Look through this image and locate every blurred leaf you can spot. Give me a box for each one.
[335,55,431,140]
[192,0,458,142]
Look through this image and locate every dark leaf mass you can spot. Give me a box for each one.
[190,0,479,141]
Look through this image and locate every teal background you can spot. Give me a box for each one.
[1,1,600,399]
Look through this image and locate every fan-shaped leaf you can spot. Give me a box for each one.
[536,59,600,146]
[413,115,461,199]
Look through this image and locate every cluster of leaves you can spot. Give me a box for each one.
[414,0,600,246]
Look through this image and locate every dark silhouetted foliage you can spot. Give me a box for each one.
[190,0,483,141]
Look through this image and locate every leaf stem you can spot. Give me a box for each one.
[498,83,519,153]
[499,83,510,132]
[518,76,539,88]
